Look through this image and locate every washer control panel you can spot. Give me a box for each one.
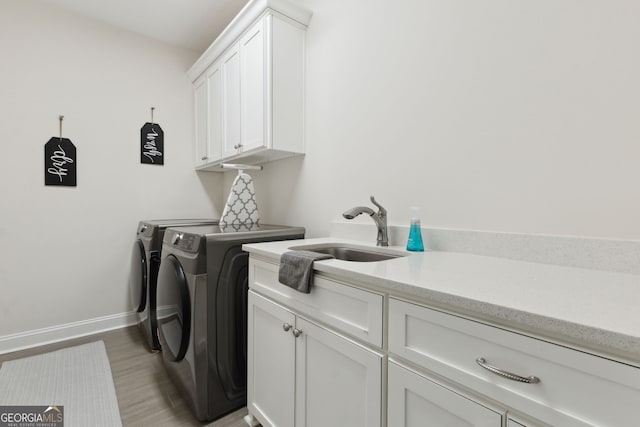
[165,229,200,252]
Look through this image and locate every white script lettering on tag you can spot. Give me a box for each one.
[48,145,74,182]
[143,128,162,162]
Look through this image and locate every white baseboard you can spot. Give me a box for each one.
[0,311,138,355]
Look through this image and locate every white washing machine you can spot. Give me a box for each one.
[129,219,219,352]
[156,223,305,421]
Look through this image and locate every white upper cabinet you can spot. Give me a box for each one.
[240,19,266,154]
[194,76,209,166]
[207,60,223,163]
[194,59,224,167]
[221,43,241,159]
[188,0,312,171]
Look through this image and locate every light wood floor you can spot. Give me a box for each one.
[0,326,254,427]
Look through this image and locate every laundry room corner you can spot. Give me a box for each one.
[196,170,226,220]
[0,1,225,351]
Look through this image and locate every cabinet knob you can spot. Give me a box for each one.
[282,323,292,332]
[234,144,243,150]
[292,328,303,338]
[201,156,208,161]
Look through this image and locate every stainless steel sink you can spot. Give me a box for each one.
[289,243,407,262]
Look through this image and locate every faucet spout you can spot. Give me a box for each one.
[342,196,388,247]
[342,206,375,220]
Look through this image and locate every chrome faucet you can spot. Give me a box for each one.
[342,196,388,247]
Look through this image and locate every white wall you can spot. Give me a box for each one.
[249,0,640,241]
[0,1,224,338]
[3,0,639,342]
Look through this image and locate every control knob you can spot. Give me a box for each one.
[172,233,183,245]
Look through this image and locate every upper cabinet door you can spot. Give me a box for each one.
[194,76,209,166]
[206,61,223,163]
[221,43,241,159]
[240,18,267,154]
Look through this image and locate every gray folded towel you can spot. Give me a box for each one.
[278,250,334,293]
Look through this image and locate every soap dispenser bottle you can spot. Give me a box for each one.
[406,207,424,252]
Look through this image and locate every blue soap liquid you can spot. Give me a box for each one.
[407,222,424,251]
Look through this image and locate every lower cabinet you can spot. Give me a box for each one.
[246,258,640,427]
[247,290,296,427]
[247,290,382,427]
[389,297,640,427]
[388,361,502,427]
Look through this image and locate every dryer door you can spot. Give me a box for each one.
[129,239,147,313]
[213,246,249,402]
[156,254,191,361]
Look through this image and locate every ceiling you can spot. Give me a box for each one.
[38,0,251,53]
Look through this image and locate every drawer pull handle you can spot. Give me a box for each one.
[283,323,292,332]
[475,357,540,384]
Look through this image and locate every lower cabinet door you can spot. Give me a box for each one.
[295,317,383,427]
[247,291,296,427]
[388,361,503,427]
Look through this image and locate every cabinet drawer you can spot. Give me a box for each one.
[388,361,502,426]
[389,298,640,427]
[249,258,383,347]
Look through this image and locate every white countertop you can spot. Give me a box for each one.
[243,237,640,366]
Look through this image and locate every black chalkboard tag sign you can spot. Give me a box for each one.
[140,122,164,164]
[45,116,76,186]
